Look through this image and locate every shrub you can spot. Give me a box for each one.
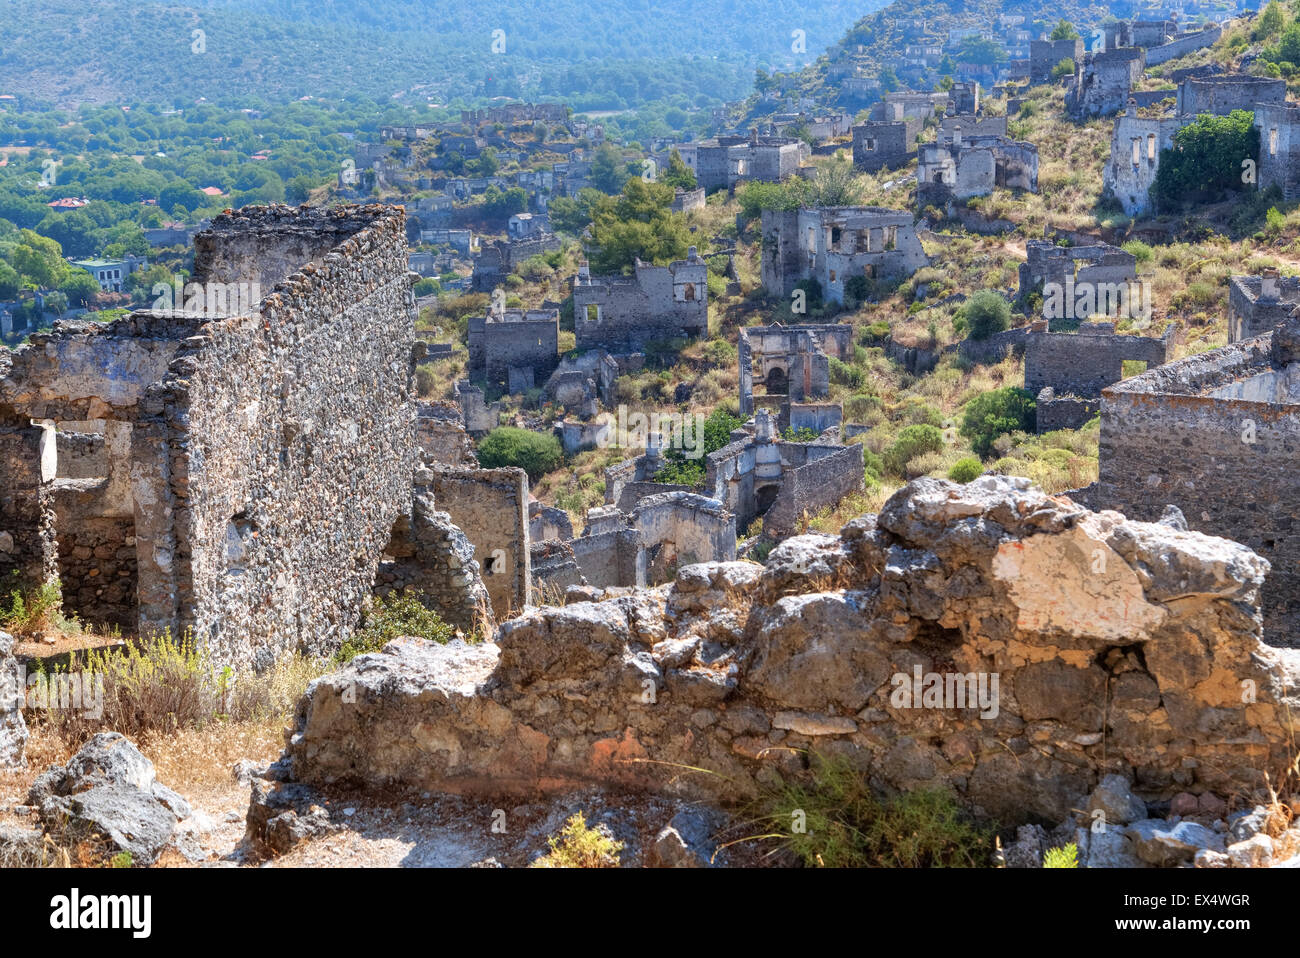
[948,457,983,483]
[958,290,1011,341]
[477,427,564,481]
[1152,110,1259,209]
[337,591,457,664]
[1050,57,1075,80]
[960,387,1037,458]
[782,426,820,442]
[885,424,944,476]
[1043,843,1079,868]
[829,357,865,388]
[761,752,993,867]
[530,812,624,868]
[1120,240,1153,266]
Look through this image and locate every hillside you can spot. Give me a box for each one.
[0,0,878,110]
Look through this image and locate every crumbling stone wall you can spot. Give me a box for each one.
[468,308,559,392]
[917,131,1039,206]
[1144,24,1223,66]
[571,507,645,589]
[760,442,865,537]
[1030,38,1083,83]
[1175,74,1285,117]
[1025,320,1172,399]
[1018,239,1138,297]
[426,465,530,618]
[1066,48,1145,120]
[572,250,708,351]
[1105,106,1183,216]
[530,539,586,597]
[851,120,920,172]
[1086,322,1300,642]
[142,205,418,669]
[279,476,1300,825]
[1256,102,1300,203]
[417,403,478,467]
[0,419,55,590]
[1228,272,1300,342]
[375,488,491,635]
[631,492,736,584]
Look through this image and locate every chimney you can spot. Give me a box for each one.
[687,245,698,262]
[577,261,591,285]
[1262,267,1281,301]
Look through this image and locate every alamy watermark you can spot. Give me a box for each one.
[151,277,260,318]
[596,405,708,459]
[890,665,999,719]
[2,666,103,719]
[1042,278,1152,323]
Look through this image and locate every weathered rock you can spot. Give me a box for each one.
[0,825,47,867]
[1226,834,1274,868]
[0,631,27,769]
[1083,827,1148,868]
[1001,824,1047,867]
[1126,819,1225,866]
[243,776,338,857]
[29,732,191,866]
[1086,775,1148,826]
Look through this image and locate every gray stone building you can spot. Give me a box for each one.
[572,249,708,351]
[467,306,560,393]
[1029,38,1084,83]
[851,119,921,173]
[760,206,929,304]
[674,132,809,192]
[1065,48,1145,120]
[1229,270,1300,343]
[916,118,1039,206]
[737,322,854,416]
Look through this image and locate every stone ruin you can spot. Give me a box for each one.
[1228,269,1300,343]
[1065,47,1145,120]
[0,205,421,670]
[851,118,921,173]
[1075,314,1300,643]
[702,409,864,538]
[1017,237,1138,302]
[1027,320,1174,431]
[674,132,808,192]
[266,475,1300,830]
[572,250,708,352]
[737,322,854,416]
[467,304,560,394]
[1029,37,1084,84]
[1106,76,1291,215]
[916,116,1039,208]
[760,207,929,305]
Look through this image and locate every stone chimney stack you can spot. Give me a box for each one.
[1262,267,1280,302]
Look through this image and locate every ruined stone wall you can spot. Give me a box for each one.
[1256,102,1300,203]
[1228,274,1300,342]
[0,422,55,590]
[762,443,865,537]
[631,492,736,584]
[1145,24,1223,66]
[1030,38,1084,82]
[1175,74,1284,117]
[570,527,644,589]
[1034,389,1100,432]
[1094,331,1300,640]
[426,465,530,618]
[416,404,478,467]
[851,120,918,172]
[280,477,1300,825]
[573,255,708,351]
[468,311,559,390]
[1025,323,1171,398]
[1105,112,1183,216]
[530,539,586,596]
[143,205,417,670]
[374,489,491,635]
[1066,49,1144,119]
[52,482,136,630]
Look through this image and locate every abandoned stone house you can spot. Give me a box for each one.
[674,133,808,192]
[1029,37,1084,83]
[702,409,864,538]
[947,81,980,116]
[470,233,561,292]
[1065,47,1145,120]
[0,205,420,670]
[851,118,921,173]
[1026,319,1174,431]
[1229,270,1300,342]
[467,306,560,393]
[916,118,1039,206]
[869,91,948,123]
[1017,238,1138,303]
[1072,315,1300,642]
[737,322,854,416]
[571,249,708,351]
[759,207,929,305]
[1106,76,1291,215]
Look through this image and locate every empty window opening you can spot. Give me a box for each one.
[1270,127,1280,157]
[1146,134,1156,161]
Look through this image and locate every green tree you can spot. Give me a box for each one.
[1151,110,1259,208]
[591,142,630,194]
[1049,20,1080,41]
[1256,1,1286,41]
[958,290,1011,340]
[1051,58,1076,80]
[960,387,1036,458]
[956,37,1007,65]
[58,269,101,307]
[586,178,690,274]
[476,427,564,482]
[661,149,697,190]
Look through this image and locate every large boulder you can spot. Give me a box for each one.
[29,733,191,865]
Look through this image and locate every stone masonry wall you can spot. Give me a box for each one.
[763,442,865,537]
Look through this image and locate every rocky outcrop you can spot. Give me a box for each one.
[278,477,1300,825]
[0,630,26,769]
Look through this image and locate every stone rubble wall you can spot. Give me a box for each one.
[280,476,1300,825]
